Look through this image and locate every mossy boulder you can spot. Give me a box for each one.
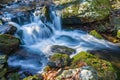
[48,53,71,68]
[56,0,111,24]
[0,34,20,54]
[71,51,117,80]
[89,30,103,39]
[51,45,76,55]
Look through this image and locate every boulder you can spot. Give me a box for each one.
[0,24,17,35]
[51,45,76,55]
[71,51,117,80]
[56,0,111,24]
[0,34,20,54]
[48,53,71,68]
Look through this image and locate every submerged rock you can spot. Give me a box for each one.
[56,0,111,24]
[0,23,17,35]
[48,53,71,68]
[0,34,20,54]
[51,45,76,55]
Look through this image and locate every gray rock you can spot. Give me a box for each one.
[51,45,76,55]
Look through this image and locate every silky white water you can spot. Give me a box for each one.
[7,5,118,74]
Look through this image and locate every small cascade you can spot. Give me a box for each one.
[6,3,120,74]
[10,4,62,45]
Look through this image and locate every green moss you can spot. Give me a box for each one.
[72,51,115,72]
[71,51,117,79]
[23,75,38,80]
[60,0,111,23]
[89,30,103,39]
[23,75,43,80]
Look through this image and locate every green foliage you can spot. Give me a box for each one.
[90,30,103,39]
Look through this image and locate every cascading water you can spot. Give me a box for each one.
[7,4,120,74]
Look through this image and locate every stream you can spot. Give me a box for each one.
[0,0,120,74]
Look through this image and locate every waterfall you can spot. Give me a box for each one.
[11,5,62,45]
[7,4,120,74]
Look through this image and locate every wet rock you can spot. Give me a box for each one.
[89,30,103,39]
[56,0,111,24]
[48,53,71,68]
[0,23,17,35]
[51,45,76,55]
[0,34,20,54]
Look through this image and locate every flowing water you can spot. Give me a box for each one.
[4,4,120,74]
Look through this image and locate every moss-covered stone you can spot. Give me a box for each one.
[0,34,20,54]
[49,53,71,68]
[89,30,103,39]
[117,30,120,38]
[56,0,111,24]
[71,51,117,79]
